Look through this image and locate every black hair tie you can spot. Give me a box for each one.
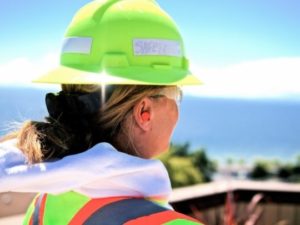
[45,91,101,120]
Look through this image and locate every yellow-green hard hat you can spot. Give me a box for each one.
[34,0,201,85]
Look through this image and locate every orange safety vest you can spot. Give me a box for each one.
[23,191,203,225]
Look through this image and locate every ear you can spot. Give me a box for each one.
[132,97,153,131]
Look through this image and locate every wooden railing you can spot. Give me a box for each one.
[170,180,300,225]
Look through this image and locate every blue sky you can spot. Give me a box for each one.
[1,0,300,98]
[160,0,300,67]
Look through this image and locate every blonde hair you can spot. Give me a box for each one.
[1,84,165,163]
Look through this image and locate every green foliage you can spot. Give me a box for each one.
[160,145,300,187]
[159,143,216,188]
[277,164,293,179]
[292,165,300,174]
[191,149,216,182]
[294,155,300,174]
[165,156,203,188]
[277,161,300,182]
[170,142,190,157]
[249,161,270,179]
[249,158,300,182]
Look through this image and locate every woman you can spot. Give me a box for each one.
[0,0,202,224]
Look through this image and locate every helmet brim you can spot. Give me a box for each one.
[33,66,202,86]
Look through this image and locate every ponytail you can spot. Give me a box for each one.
[1,85,165,163]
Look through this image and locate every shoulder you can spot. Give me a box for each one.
[0,139,26,168]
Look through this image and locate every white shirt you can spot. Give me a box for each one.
[0,140,171,202]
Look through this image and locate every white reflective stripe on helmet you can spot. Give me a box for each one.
[133,39,182,57]
[62,37,93,54]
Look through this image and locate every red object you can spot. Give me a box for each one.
[124,210,200,225]
[29,194,48,225]
[224,191,236,225]
[141,112,150,121]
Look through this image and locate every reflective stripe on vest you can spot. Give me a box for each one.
[30,194,47,225]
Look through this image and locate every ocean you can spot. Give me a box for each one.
[1,86,299,164]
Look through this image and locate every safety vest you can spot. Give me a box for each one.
[23,191,203,225]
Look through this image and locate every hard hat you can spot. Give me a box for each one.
[34,0,201,85]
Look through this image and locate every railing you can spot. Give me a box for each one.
[170,180,300,225]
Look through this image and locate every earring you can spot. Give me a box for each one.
[141,112,150,121]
